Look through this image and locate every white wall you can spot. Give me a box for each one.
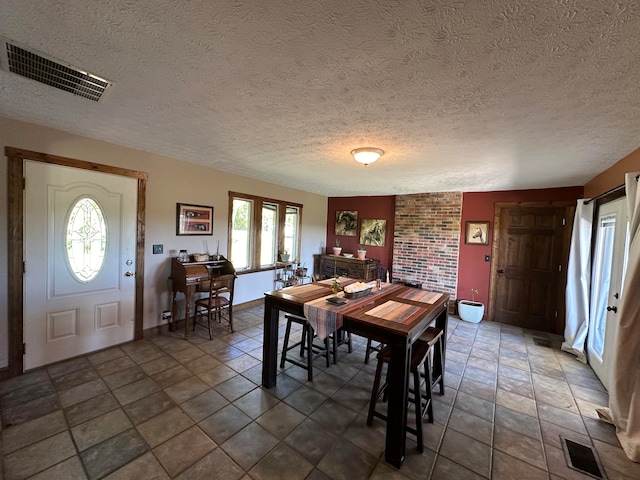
[0,117,328,368]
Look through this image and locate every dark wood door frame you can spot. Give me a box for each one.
[488,201,575,333]
[4,147,148,379]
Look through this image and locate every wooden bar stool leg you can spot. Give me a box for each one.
[367,356,385,426]
[306,324,313,381]
[413,368,424,452]
[424,354,434,423]
[365,338,373,364]
[280,317,293,369]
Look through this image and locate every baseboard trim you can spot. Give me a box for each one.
[143,298,265,339]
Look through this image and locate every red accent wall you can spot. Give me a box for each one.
[326,196,395,272]
[458,187,584,308]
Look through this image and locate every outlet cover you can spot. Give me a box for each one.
[153,244,163,254]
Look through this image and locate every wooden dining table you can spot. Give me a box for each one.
[261,280,449,468]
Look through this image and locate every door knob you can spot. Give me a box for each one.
[125,271,135,277]
[607,306,617,313]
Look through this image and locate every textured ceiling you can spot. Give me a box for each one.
[1,0,639,196]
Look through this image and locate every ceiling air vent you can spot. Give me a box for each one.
[3,40,110,101]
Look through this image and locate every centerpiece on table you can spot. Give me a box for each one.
[343,281,372,299]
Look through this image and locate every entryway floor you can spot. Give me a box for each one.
[1,304,639,479]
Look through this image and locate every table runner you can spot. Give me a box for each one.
[396,289,443,304]
[303,283,402,339]
[364,300,426,325]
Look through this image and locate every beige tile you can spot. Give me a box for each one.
[593,439,640,479]
[28,455,87,480]
[575,397,607,420]
[537,403,588,435]
[439,429,491,477]
[447,408,493,445]
[104,451,169,480]
[540,419,591,450]
[492,450,549,480]
[1,410,67,454]
[182,388,230,422]
[57,378,109,408]
[138,355,180,376]
[88,347,126,365]
[496,388,537,418]
[136,406,194,447]
[197,364,238,387]
[249,443,315,480]
[71,408,132,451]
[94,356,136,377]
[153,426,215,476]
[174,449,244,480]
[151,365,193,389]
[165,376,210,404]
[3,431,76,480]
[171,346,206,364]
[182,354,221,374]
[112,377,161,406]
[494,424,546,470]
[430,454,484,479]
[222,422,280,470]
[256,401,306,440]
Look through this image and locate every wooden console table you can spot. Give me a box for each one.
[319,254,380,281]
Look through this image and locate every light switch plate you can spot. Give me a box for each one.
[153,244,163,254]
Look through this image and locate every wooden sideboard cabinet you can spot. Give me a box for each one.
[319,254,380,281]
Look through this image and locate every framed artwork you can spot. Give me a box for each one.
[360,219,387,247]
[465,221,490,245]
[335,210,358,236]
[176,203,213,235]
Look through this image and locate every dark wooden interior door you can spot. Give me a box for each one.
[492,204,572,334]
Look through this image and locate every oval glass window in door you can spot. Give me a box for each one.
[66,197,107,282]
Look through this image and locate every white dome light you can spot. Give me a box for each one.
[351,147,384,165]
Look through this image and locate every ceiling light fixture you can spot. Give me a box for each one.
[351,147,384,166]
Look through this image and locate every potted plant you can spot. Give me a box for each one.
[357,244,367,260]
[331,275,341,295]
[458,288,484,323]
[280,250,290,262]
[332,239,342,256]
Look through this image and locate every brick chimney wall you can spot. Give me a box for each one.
[392,192,462,300]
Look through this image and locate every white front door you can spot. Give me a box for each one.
[587,197,629,390]
[24,161,137,370]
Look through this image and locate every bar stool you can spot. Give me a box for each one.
[367,327,444,452]
[333,327,353,364]
[280,314,331,381]
[421,327,445,396]
[364,338,384,364]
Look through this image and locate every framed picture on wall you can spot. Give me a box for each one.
[176,203,213,235]
[465,221,490,245]
[335,210,358,236]
[360,219,387,247]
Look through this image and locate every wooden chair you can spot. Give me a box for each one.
[194,273,236,339]
[367,327,444,452]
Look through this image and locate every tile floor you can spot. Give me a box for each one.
[1,304,639,480]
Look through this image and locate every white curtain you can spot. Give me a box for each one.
[561,199,594,363]
[610,172,640,462]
